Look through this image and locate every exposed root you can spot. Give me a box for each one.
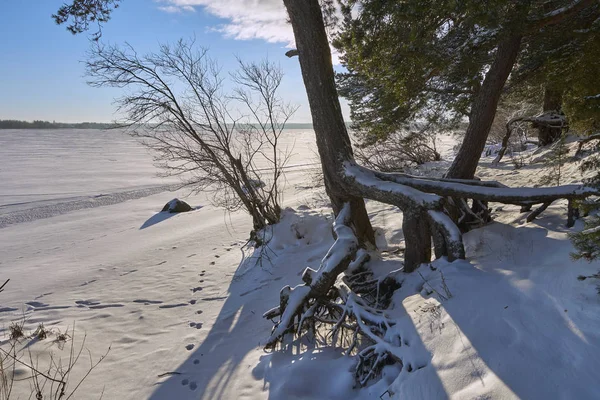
[265,203,411,386]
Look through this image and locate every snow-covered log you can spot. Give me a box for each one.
[347,163,596,205]
[343,162,466,271]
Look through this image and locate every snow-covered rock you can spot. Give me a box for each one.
[161,198,192,213]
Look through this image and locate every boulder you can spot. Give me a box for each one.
[161,198,192,213]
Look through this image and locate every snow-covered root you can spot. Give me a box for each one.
[428,210,465,261]
[335,283,409,387]
[264,203,359,348]
[264,203,424,386]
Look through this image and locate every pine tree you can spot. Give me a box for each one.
[335,0,600,178]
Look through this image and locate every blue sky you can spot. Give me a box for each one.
[0,0,349,123]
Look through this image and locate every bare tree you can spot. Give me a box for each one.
[86,40,296,233]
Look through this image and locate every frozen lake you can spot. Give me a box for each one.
[0,129,171,211]
[0,128,317,227]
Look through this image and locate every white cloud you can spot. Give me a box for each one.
[158,5,195,13]
[158,0,294,45]
[156,0,343,65]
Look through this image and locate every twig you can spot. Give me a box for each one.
[0,279,9,293]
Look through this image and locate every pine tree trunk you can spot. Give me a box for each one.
[283,0,375,245]
[403,211,432,273]
[538,86,564,146]
[446,34,523,179]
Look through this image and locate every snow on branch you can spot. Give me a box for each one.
[528,0,597,31]
[428,210,465,261]
[343,162,442,209]
[350,163,598,204]
[343,161,466,270]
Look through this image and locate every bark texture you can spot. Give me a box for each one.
[538,86,564,146]
[283,0,374,245]
[446,34,523,179]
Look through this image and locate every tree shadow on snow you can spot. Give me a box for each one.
[148,211,334,400]
[441,221,600,399]
[255,308,450,400]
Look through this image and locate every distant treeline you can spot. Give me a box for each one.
[0,120,119,129]
[0,120,318,130]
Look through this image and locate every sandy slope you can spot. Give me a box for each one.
[1,129,599,399]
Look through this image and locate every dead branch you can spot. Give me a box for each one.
[493,113,568,165]
[0,279,9,294]
[575,133,600,156]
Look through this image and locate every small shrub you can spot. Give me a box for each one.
[8,323,24,341]
[32,324,49,340]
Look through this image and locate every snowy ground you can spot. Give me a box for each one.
[1,129,599,399]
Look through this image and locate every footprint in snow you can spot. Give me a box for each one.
[156,261,167,266]
[26,301,50,308]
[191,287,203,293]
[181,379,198,391]
[133,299,163,305]
[120,269,138,276]
[185,344,194,351]
[189,322,203,329]
[189,299,197,305]
[187,254,197,258]
[214,255,220,258]
[209,262,215,265]
[159,303,189,309]
[75,300,100,307]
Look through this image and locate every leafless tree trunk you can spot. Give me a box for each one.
[86,40,296,233]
